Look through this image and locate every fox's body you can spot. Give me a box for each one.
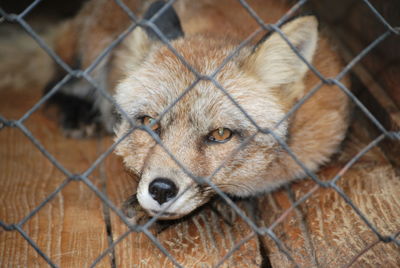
[48,0,350,219]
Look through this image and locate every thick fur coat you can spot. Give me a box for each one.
[48,0,350,219]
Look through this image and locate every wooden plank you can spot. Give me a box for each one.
[0,88,111,267]
[261,164,400,267]
[103,148,263,267]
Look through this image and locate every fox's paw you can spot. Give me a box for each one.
[44,91,108,138]
[62,121,103,139]
[59,97,102,138]
[121,194,151,226]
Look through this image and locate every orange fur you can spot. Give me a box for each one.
[54,0,350,219]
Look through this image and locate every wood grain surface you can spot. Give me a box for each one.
[0,89,111,267]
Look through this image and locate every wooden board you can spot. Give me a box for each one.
[0,88,111,267]
[260,165,400,267]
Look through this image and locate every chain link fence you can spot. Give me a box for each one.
[1,0,399,267]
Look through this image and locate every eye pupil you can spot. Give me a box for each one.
[218,128,224,137]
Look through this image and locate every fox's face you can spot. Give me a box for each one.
[114,9,318,219]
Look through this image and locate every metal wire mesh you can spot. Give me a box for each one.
[0,0,399,267]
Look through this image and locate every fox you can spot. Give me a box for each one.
[46,0,350,221]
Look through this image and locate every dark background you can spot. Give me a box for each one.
[1,0,87,19]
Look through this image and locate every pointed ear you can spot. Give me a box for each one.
[246,16,318,89]
[116,1,184,71]
[115,28,153,72]
[143,1,184,41]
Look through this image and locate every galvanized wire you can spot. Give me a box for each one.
[0,0,399,267]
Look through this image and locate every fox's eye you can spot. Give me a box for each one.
[208,128,232,143]
[141,116,160,131]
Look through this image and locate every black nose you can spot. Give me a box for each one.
[148,178,178,205]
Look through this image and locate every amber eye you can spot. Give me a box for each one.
[208,128,232,143]
[141,116,160,131]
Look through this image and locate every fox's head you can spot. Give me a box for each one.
[114,3,318,220]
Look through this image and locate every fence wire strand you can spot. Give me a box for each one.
[1,0,399,267]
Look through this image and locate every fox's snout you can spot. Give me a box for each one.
[136,168,206,219]
[148,178,178,205]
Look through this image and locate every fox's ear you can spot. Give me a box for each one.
[116,1,184,71]
[246,16,318,89]
[142,1,184,41]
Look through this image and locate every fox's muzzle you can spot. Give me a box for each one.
[148,177,179,205]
